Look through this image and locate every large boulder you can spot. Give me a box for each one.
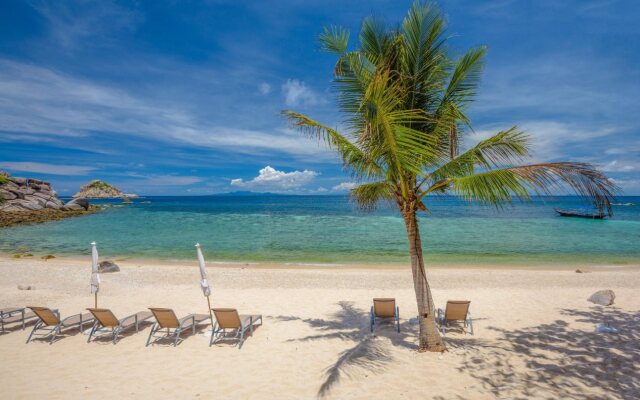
[64,198,90,211]
[98,261,120,273]
[588,290,615,306]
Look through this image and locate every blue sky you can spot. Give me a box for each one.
[0,0,639,195]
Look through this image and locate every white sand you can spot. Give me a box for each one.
[1,256,638,399]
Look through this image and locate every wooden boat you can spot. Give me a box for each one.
[554,207,606,219]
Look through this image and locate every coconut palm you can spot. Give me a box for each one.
[282,2,617,352]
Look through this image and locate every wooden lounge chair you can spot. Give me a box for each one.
[210,308,262,349]
[370,298,400,333]
[26,307,94,344]
[1,307,37,333]
[437,300,473,336]
[86,308,154,344]
[146,308,210,346]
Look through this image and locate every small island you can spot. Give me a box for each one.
[73,180,138,199]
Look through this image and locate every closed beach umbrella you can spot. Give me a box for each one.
[90,241,100,308]
[196,243,213,323]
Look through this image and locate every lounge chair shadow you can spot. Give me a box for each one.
[0,319,38,336]
[88,321,155,344]
[456,307,640,399]
[273,301,417,398]
[148,323,210,347]
[209,323,263,348]
[29,324,86,344]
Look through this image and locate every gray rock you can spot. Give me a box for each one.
[64,198,90,211]
[9,177,26,185]
[18,285,35,290]
[588,290,615,306]
[33,192,52,200]
[45,201,62,210]
[0,189,17,200]
[12,199,42,211]
[98,260,120,273]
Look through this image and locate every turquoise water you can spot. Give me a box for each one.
[1,195,639,265]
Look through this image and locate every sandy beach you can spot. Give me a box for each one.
[0,256,638,399]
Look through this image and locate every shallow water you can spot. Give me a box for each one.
[1,195,638,265]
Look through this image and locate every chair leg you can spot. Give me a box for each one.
[26,321,41,343]
[87,321,99,343]
[238,328,244,349]
[174,328,181,346]
[396,306,400,333]
[49,326,60,344]
[146,323,157,347]
[209,323,218,347]
[370,307,374,333]
[468,318,474,336]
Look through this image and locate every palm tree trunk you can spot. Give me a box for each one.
[403,208,446,352]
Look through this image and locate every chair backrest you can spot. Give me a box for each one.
[373,298,396,318]
[87,308,119,327]
[149,308,180,328]
[28,307,60,326]
[212,308,241,329]
[444,301,470,321]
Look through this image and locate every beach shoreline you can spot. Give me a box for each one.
[2,253,640,272]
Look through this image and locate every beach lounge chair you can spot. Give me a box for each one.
[146,308,210,346]
[1,307,37,333]
[86,308,154,344]
[210,308,262,349]
[437,300,473,336]
[370,298,400,333]
[26,307,94,344]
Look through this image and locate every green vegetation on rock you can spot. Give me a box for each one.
[87,180,114,190]
[0,175,8,185]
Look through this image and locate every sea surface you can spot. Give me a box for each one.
[1,195,639,266]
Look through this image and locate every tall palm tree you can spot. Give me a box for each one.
[282,2,617,352]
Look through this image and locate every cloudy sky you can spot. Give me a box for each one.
[0,0,638,195]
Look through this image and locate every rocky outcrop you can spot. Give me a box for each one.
[588,290,615,306]
[64,198,90,211]
[1,171,100,227]
[73,180,137,199]
[98,260,120,273]
[0,172,67,212]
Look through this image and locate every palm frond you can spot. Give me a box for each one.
[320,26,350,54]
[429,127,530,181]
[449,162,618,213]
[350,181,395,211]
[282,111,383,180]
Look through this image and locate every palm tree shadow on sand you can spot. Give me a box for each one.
[274,301,418,398]
[450,307,640,399]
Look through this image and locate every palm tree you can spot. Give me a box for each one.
[282,2,617,352]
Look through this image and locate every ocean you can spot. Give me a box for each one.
[1,195,638,266]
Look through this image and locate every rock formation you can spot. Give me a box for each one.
[73,180,137,199]
[0,172,70,212]
[0,171,99,227]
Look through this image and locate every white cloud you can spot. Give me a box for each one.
[281,79,323,107]
[0,60,335,161]
[601,160,638,172]
[0,162,95,176]
[231,166,318,191]
[258,82,271,95]
[332,182,357,191]
[466,121,616,161]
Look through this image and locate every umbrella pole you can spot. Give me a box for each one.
[94,293,97,308]
[206,296,213,323]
